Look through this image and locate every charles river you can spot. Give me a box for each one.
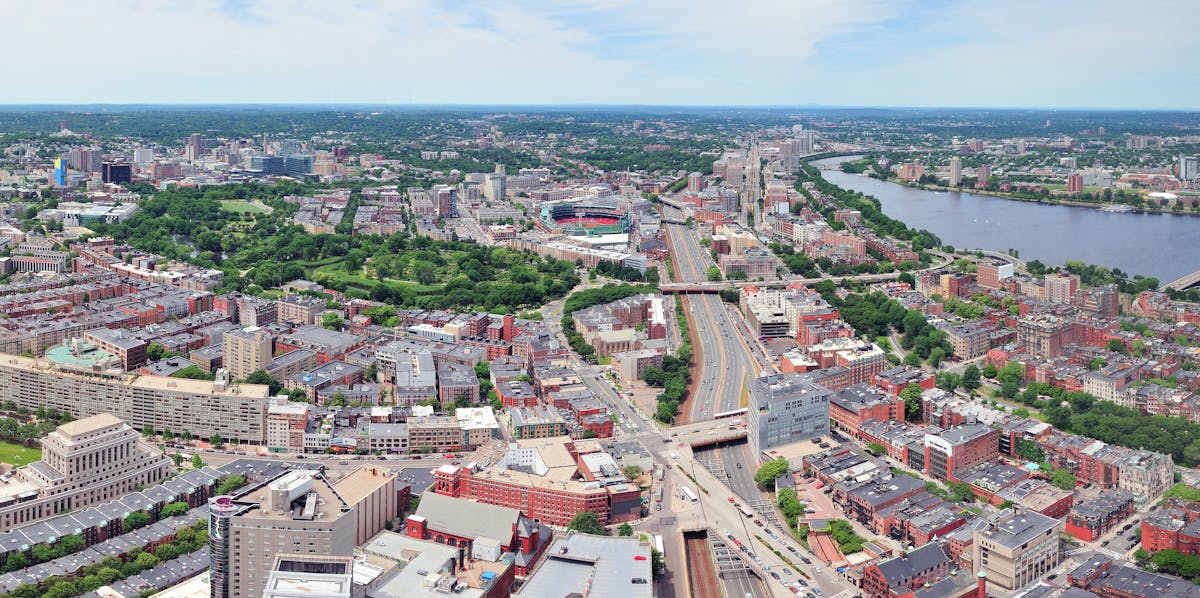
[814,156,1200,284]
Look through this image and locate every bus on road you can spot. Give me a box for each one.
[681,486,698,503]
[737,504,754,518]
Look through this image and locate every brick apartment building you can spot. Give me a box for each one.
[1066,491,1135,542]
[924,423,1000,482]
[829,383,905,438]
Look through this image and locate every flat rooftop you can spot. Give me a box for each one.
[362,531,510,598]
[515,532,652,598]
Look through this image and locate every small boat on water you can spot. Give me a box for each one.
[1099,204,1135,213]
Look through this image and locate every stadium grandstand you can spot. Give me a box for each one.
[538,197,632,237]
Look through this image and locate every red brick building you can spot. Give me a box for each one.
[1141,498,1200,555]
[872,366,935,397]
[859,543,951,598]
[829,384,905,438]
[923,423,999,482]
[1066,491,1134,542]
[404,492,551,576]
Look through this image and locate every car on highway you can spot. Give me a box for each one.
[787,546,798,553]
[800,557,811,564]
[754,519,763,526]
[770,571,781,580]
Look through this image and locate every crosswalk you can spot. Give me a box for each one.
[829,590,856,598]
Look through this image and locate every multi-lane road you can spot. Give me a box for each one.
[666,222,760,423]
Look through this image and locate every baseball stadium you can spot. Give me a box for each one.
[538,197,632,237]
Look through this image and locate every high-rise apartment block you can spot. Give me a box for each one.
[1067,173,1084,194]
[1180,154,1199,181]
[224,327,273,380]
[949,157,962,186]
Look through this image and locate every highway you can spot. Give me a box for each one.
[666,222,760,423]
[655,438,857,598]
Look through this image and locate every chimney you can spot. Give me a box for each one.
[976,571,987,598]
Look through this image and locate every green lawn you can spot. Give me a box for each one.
[218,200,269,214]
[0,441,40,466]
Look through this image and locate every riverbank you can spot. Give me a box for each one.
[810,156,1200,283]
[863,173,1200,217]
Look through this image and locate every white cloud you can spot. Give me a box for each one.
[0,0,1195,106]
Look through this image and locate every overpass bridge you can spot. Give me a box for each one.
[1165,270,1200,291]
[659,270,909,293]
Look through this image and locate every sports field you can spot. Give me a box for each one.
[218,200,270,214]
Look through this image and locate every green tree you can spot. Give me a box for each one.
[210,432,224,449]
[754,459,790,488]
[242,370,283,395]
[161,501,189,517]
[173,451,184,467]
[142,424,155,437]
[191,454,204,469]
[927,347,946,367]
[56,535,83,556]
[124,511,151,531]
[147,342,166,361]
[982,364,997,378]
[618,523,633,536]
[1051,469,1077,491]
[961,365,981,390]
[706,266,723,281]
[900,384,924,421]
[322,312,345,330]
[42,581,78,598]
[217,474,247,495]
[567,512,608,535]
[867,443,886,455]
[947,481,975,503]
[651,547,666,579]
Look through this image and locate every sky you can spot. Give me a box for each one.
[3,0,1199,109]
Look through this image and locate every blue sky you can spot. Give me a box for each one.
[3,0,1198,108]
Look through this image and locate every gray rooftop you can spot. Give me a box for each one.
[413,492,521,543]
[515,531,652,598]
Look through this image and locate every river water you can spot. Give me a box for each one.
[813,156,1200,283]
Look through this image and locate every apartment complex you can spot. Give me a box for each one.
[0,353,270,443]
[0,413,171,531]
[924,423,1000,482]
[224,326,273,380]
